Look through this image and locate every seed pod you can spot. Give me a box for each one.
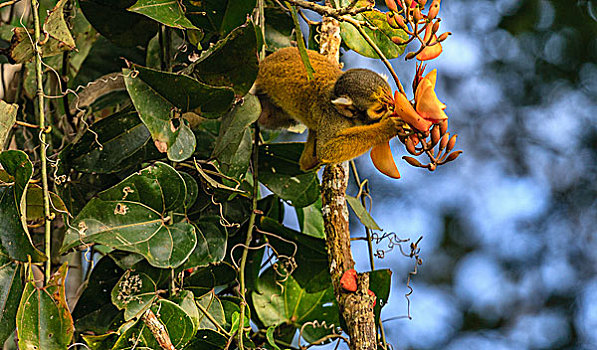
[431,124,440,145]
[385,0,399,12]
[428,0,440,19]
[439,119,448,134]
[439,132,450,151]
[405,136,417,154]
[403,156,424,167]
[438,32,451,42]
[443,150,462,163]
[432,19,440,34]
[392,36,406,45]
[427,162,436,171]
[446,133,458,153]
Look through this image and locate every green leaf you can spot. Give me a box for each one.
[72,256,125,334]
[7,27,71,63]
[220,0,257,36]
[128,0,198,29]
[258,143,320,208]
[252,265,339,343]
[82,332,119,350]
[60,109,161,174]
[124,67,198,161]
[112,299,195,349]
[80,0,158,47]
[61,162,197,268]
[369,269,392,323]
[295,197,325,239]
[340,10,408,59]
[132,65,235,116]
[0,250,23,344]
[111,270,159,321]
[172,290,201,333]
[183,329,228,349]
[183,0,256,38]
[0,100,17,150]
[212,94,261,179]
[0,151,46,262]
[184,262,237,296]
[266,326,282,350]
[196,291,226,331]
[346,195,382,231]
[264,5,294,51]
[184,217,228,269]
[191,22,259,96]
[24,185,69,221]
[16,264,74,350]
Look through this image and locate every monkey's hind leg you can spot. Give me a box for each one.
[256,94,298,129]
[299,131,320,171]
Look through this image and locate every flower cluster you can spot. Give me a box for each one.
[384,0,450,61]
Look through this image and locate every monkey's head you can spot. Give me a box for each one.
[331,69,394,123]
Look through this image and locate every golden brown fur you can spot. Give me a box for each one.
[254,47,401,170]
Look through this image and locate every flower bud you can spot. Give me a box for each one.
[405,136,417,154]
[439,132,449,151]
[446,133,457,153]
[431,124,440,145]
[403,156,424,167]
[439,119,448,134]
[414,7,422,21]
[419,0,427,7]
[438,32,451,42]
[432,20,440,34]
[391,36,406,45]
[406,51,417,60]
[443,150,462,163]
[428,0,440,19]
[385,0,399,12]
[427,162,436,171]
[386,12,398,28]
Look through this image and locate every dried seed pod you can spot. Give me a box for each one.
[443,150,462,163]
[403,156,424,167]
[446,133,458,153]
[427,162,437,171]
[438,32,451,42]
[439,119,448,134]
[428,0,440,19]
[431,124,441,145]
[406,136,417,154]
[439,132,450,151]
[432,19,440,34]
[385,0,399,12]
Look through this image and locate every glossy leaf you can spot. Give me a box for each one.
[184,262,237,297]
[196,291,226,331]
[112,299,195,349]
[264,6,294,51]
[124,67,196,161]
[61,162,197,268]
[369,269,392,322]
[212,94,260,179]
[0,151,46,262]
[184,217,228,269]
[0,249,23,344]
[295,197,325,239]
[346,195,382,231]
[183,0,255,38]
[0,100,17,150]
[16,264,74,350]
[60,109,161,174]
[258,143,320,208]
[191,22,259,96]
[111,270,159,321]
[79,0,158,47]
[252,265,339,343]
[172,290,201,333]
[72,256,125,334]
[25,185,69,221]
[183,329,228,349]
[340,10,408,59]
[128,0,198,29]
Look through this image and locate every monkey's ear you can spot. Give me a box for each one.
[331,96,356,117]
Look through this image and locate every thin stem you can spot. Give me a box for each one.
[31,0,52,283]
[352,23,406,95]
[349,160,375,271]
[158,26,166,71]
[237,123,260,349]
[259,0,266,60]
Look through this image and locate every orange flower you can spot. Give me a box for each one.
[416,24,442,61]
[393,69,447,132]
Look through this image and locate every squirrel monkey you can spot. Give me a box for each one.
[253,47,402,171]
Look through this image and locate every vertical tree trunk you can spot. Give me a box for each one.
[319,8,377,350]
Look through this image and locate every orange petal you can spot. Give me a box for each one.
[415,79,448,122]
[417,26,443,61]
[370,141,401,179]
[393,91,433,132]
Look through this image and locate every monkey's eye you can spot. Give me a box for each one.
[367,105,387,120]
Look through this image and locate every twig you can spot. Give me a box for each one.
[31,0,53,283]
